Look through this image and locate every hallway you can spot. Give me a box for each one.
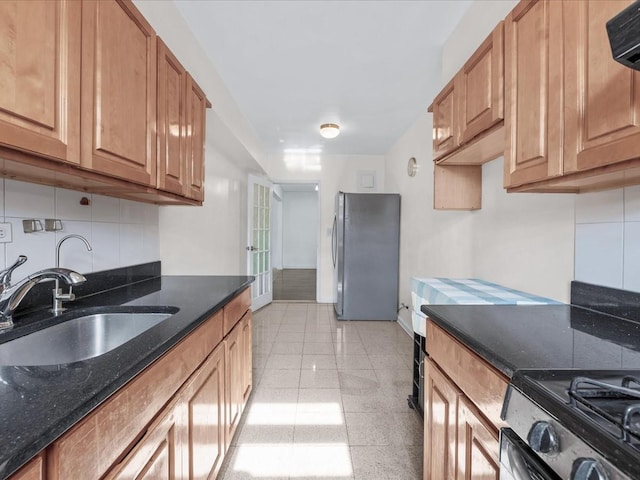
[220,302,422,479]
[272,269,317,301]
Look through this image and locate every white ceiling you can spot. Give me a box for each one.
[174,0,471,156]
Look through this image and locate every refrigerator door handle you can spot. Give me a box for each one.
[331,215,337,267]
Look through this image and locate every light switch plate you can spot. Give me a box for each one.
[0,223,13,243]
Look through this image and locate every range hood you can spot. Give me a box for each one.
[607,1,640,71]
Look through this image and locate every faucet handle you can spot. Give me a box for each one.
[0,255,27,288]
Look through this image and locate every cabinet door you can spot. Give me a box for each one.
[432,78,458,161]
[81,0,157,186]
[157,38,186,195]
[9,454,44,480]
[242,312,253,403]
[0,0,81,164]
[424,360,460,480]
[225,321,244,447]
[181,343,226,480]
[564,0,640,173]
[503,0,563,188]
[457,22,504,144]
[185,74,207,202]
[457,398,499,480]
[105,400,183,480]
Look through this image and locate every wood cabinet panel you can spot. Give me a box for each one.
[48,310,223,480]
[424,360,460,480]
[426,321,508,428]
[564,0,640,173]
[224,287,251,336]
[242,312,253,403]
[457,23,504,144]
[157,38,186,195]
[181,343,226,480]
[185,75,207,201]
[457,398,499,480]
[225,321,244,448]
[104,399,182,480]
[0,0,80,164]
[80,0,157,186]
[504,0,563,188]
[432,79,458,160]
[9,455,44,480]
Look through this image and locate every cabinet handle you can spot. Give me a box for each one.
[419,358,425,379]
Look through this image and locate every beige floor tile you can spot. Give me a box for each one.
[293,421,349,444]
[300,369,340,389]
[334,342,367,355]
[368,353,409,370]
[259,369,301,388]
[301,354,337,370]
[304,331,334,343]
[289,444,354,479]
[271,341,304,354]
[297,388,343,412]
[335,354,374,370]
[303,342,335,355]
[220,444,292,479]
[345,412,407,446]
[279,322,307,333]
[350,445,422,480]
[338,370,380,392]
[275,331,305,343]
[265,354,303,370]
[235,424,294,445]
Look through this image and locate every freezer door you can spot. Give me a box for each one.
[341,193,400,320]
[334,192,345,316]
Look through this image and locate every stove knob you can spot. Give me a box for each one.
[571,458,609,480]
[527,421,559,454]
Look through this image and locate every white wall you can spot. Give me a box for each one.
[266,154,385,302]
[0,178,158,275]
[282,191,318,269]
[385,0,576,333]
[271,187,283,270]
[159,141,249,275]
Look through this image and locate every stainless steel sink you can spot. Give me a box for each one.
[0,310,176,366]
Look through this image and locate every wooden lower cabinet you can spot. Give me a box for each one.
[424,360,460,480]
[9,455,45,480]
[457,398,500,480]
[105,398,183,480]
[25,288,253,480]
[225,320,244,448]
[423,359,500,480]
[181,343,226,480]
[242,313,253,403]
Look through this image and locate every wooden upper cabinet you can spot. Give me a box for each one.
[457,22,504,145]
[157,38,187,196]
[80,0,157,187]
[0,0,81,164]
[431,78,458,161]
[564,0,640,174]
[504,0,564,189]
[185,74,208,202]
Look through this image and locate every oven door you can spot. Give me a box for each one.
[500,428,561,480]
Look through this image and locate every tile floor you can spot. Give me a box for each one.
[220,302,423,480]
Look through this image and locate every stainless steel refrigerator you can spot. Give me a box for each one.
[331,192,400,321]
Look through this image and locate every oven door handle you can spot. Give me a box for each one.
[507,442,533,480]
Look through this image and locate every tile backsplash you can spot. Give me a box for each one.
[575,185,640,292]
[0,179,159,275]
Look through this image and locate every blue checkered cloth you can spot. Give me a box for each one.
[410,277,560,336]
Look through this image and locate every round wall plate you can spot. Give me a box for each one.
[407,157,418,177]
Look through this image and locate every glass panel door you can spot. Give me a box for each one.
[247,175,272,310]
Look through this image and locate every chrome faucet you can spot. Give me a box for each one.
[54,235,92,314]
[0,256,87,329]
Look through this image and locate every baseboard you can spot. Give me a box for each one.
[397,314,413,338]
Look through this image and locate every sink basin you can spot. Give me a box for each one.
[0,309,178,366]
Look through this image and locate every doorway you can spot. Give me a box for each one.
[271,183,319,301]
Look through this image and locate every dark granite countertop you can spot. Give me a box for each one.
[420,304,640,378]
[0,274,253,479]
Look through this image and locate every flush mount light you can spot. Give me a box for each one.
[319,123,340,139]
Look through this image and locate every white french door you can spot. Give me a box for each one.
[247,175,272,310]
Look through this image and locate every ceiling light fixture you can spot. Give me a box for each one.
[319,123,340,139]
